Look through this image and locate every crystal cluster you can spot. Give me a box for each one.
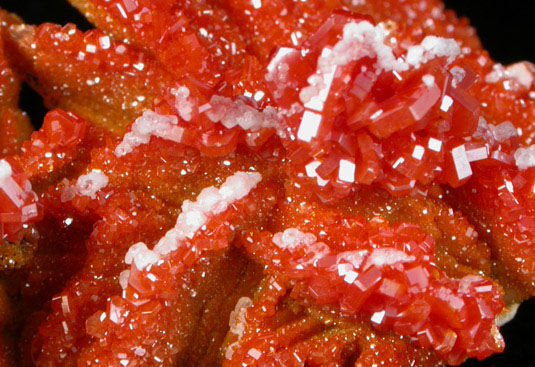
[263,12,487,201]
[0,157,41,242]
[0,0,534,366]
[240,224,503,365]
[11,21,176,132]
[20,110,87,178]
[80,172,268,365]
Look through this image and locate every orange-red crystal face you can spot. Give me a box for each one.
[0,1,534,367]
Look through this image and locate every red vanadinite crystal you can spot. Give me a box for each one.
[76,175,274,366]
[0,157,41,242]
[238,220,504,365]
[262,11,490,198]
[19,109,87,179]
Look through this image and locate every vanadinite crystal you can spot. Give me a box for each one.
[0,0,534,367]
[0,157,41,243]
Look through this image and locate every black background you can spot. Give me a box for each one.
[0,0,534,366]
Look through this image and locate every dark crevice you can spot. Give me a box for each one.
[0,0,92,30]
[342,348,360,367]
[1,0,93,129]
[18,82,47,130]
